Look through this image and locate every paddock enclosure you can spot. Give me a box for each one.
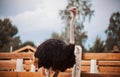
[0,52,120,77]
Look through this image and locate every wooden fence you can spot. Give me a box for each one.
[0,53,120,77]
[0,53,34,71]
[81,53,120,73]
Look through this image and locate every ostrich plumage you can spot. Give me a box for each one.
[34,39,75,77]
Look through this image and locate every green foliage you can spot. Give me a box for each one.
[89,36,105,53]
[0,18,21,52]
[20,41,36,48]
[105,12,120,51]
[51,32,62,40]
[0,18,36,52]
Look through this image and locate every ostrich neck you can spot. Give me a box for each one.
[70,15,76,44]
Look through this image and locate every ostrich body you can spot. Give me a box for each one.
[34,39,75,77]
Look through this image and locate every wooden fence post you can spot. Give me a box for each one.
[30,64,35,72]
[15,59,24,72]
[72,45,82,77]
[90,59,99,73]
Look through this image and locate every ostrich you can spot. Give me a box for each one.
[34,7,77,77]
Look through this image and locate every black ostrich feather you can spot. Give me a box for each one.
[34,39,75,72]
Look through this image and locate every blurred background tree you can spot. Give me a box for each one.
[0,18,21,52]
[20,41,36,48]
[87,12,120,53]
[0,18,36,52]
[89,36,105,53]
[52,0,94,52]
[105,12,120,52]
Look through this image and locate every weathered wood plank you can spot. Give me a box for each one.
[24,60,33,65]
[0,53,120,60]
[0,61,16,69]
[0,72,120,77]
[0,72,17,77]
[66,66,120,73]
[0,53,33,59]
[99,66,120,73]
[81,72,120,77]
[82,53,120,60]
[0,72,44,77]
[81,61,120,66]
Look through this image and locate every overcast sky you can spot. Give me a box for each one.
[0,0,120,49]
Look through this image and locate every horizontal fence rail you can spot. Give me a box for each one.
[0,53,33,59]
[0,72,120,77]
[82,53,120,60]
[0,53,120,60]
